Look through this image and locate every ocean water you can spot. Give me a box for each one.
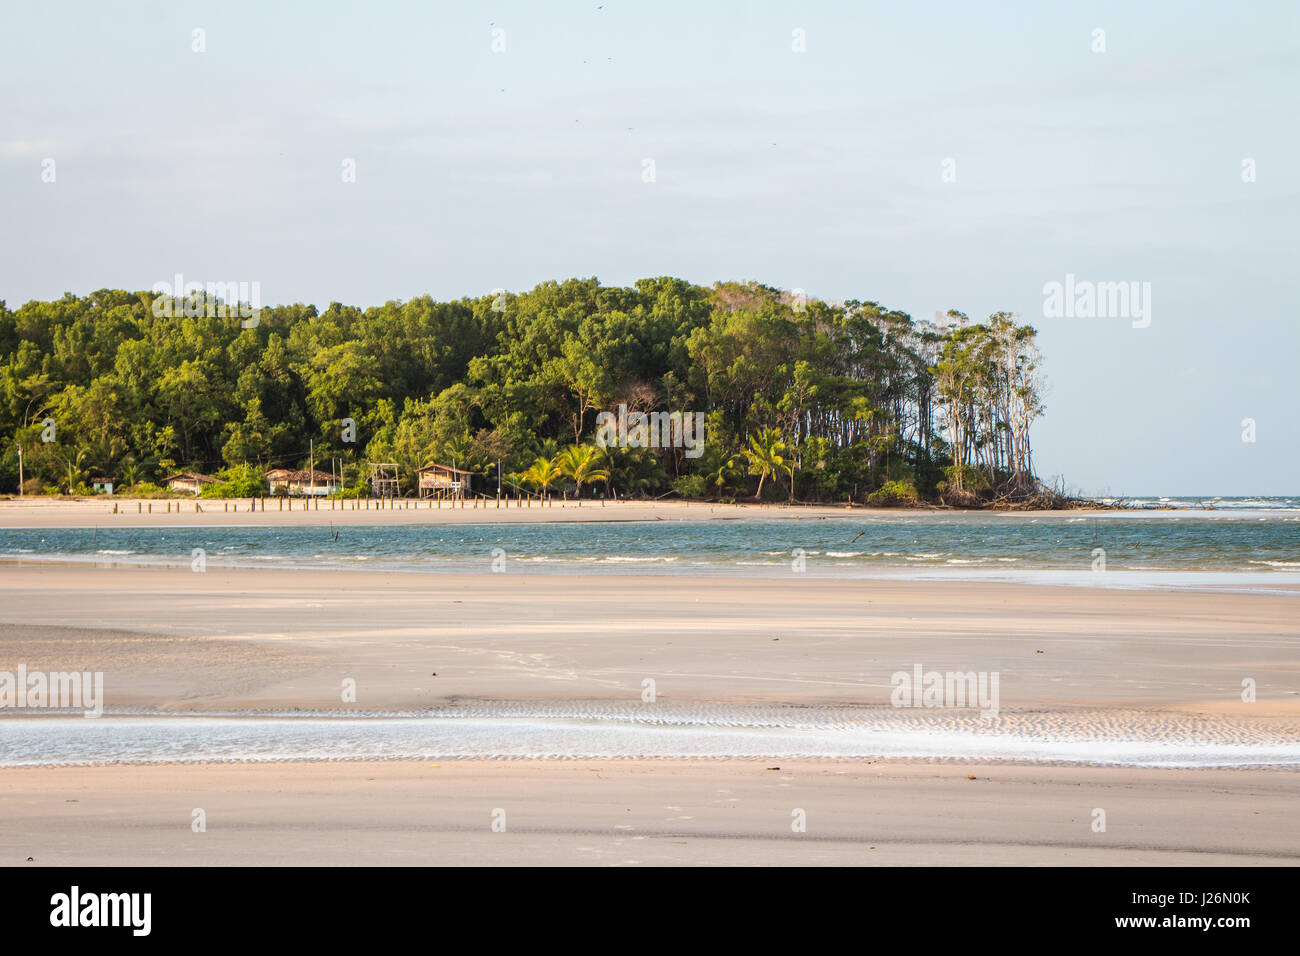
[1,504,1298,589]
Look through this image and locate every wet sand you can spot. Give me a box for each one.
[1,566,1298,713]
[2,560,1298,865]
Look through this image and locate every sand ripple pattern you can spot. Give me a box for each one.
[2,702,1297,768]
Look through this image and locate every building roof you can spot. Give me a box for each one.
[162,472,217,484]
[264,468,336,482]
[417,462,475,476]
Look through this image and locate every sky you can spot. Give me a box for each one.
[1,1,1296,496]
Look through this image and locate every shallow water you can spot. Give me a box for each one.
[3,705,1297,769]
[2,507,1299,589]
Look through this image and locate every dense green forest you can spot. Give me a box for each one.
[0,278,1056,505]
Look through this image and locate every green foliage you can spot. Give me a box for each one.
[555,443,609,496]
[0,281,1045,504]
[123,482,170,498]
[672,474,707,498]
[199,464,269,498]
[866,479,920,506]
[741,427,792,500]
[520,455,561,496]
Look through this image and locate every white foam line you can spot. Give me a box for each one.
[2,715,1297,769]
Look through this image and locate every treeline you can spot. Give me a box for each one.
[0,278,1052,504]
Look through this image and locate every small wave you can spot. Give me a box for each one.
[601,556,679,563]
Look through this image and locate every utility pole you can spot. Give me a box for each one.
[16,443,22,496]
[310,439,315,497]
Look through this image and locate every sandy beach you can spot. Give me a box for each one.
[2,542,1298,864]
[5,760,1297,866]
[1,564,1299,712]
[0,495,923,529]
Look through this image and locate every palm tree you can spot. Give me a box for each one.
[520,456,561,498]
[59,447,90,493]
[595,443,667,499]
[119,460,145,489]
[595,442,621,498]
[706,455,743,497]
[556,444,609,497]
[741,428,791,500]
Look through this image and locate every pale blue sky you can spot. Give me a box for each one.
[2,1,1296,495]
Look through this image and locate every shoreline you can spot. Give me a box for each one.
[3,555,1298,597]
[1,496,1294,530]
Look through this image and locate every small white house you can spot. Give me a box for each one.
[264,468,339,497]
[90,477,116,495]
[163,472,218,495]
